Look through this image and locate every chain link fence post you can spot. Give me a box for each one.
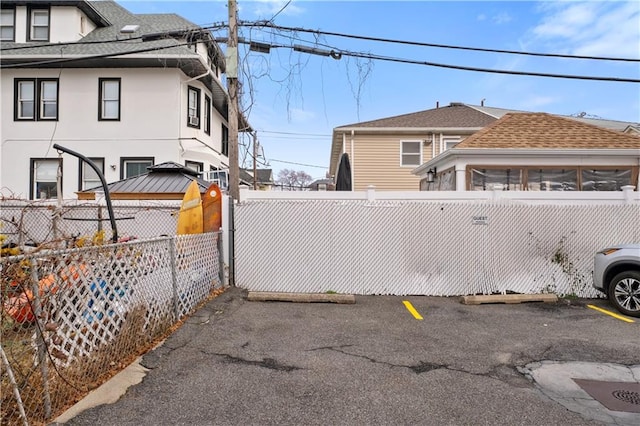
[168,237,180,321]
[29,265,52,420]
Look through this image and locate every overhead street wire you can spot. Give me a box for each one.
[240,21,640,63]
[3,35,638,83]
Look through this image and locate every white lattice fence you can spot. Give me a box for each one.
[0,232,222,425]
[235,200,639,297]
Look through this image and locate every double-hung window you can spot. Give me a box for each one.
[14,78,58,121]
[187,86,200,128]
[80,158,104,191]
[1,8,15,41]
[204,95,211,135]
[120,157,154,179]
[40,80,58,119]
[31,158,60,199]
[400,140,422,167]
[29,8,49,41]
[16,80,35,120]
[99,78,121,120]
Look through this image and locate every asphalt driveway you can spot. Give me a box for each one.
[62,287,639,426]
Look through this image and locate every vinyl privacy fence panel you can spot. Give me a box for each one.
[1,233,222,426]
[234,200,639,297]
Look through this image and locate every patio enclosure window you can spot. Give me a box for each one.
[581,169,632,191]
[527,169,577,191]
[470,168,523,191]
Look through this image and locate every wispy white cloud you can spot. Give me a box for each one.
[530,1,640,57]
[290,108,315,123]
[492,12,512,25]
[477,11,512,24]
[247,0,304,19]
[519,95,562,110]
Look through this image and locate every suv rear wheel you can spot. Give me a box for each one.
[607,271,640,318]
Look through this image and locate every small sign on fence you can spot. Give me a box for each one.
[472,215,489,225]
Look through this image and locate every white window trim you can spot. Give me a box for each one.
[99,79,120,120]
[39,80,57,120]
[399,140,423,167]
[441,135,461,153]
[30,9,49,41]
[1,9,15,41]
[81,158,104,190]
[32,159,59,200]
[17,80,35,120]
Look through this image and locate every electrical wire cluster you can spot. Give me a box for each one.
[2,15,638,173]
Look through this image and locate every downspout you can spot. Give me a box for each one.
[431,133,436,158]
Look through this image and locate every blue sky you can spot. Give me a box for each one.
[119,1,640,180]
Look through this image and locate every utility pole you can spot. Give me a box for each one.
[227,0,239,200]
[252,131,258,190]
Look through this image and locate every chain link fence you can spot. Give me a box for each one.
[0,200,181,246]
[1,233,223,425]
[235,199,640,297]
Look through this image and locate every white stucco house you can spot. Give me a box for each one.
[1,0,243,200]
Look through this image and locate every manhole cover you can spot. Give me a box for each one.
[573,378,640,413]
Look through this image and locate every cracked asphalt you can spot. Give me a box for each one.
[64,287,639,426]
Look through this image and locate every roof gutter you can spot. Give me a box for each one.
[412,148,640,175]
[333,127,484,133]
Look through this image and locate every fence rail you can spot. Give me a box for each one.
[1,233,223,425]
[0,200,181,247]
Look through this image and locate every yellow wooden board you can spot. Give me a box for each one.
[202,183,222,233]
[177,180,203,235]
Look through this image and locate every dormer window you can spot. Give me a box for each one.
[29,8,49,41]
[1,8,15,41]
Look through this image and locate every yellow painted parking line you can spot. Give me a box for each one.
[403,301,423,320]
[587,305,635,323]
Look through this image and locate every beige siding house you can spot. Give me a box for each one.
[412,113,640,191]
[330,102,638,191]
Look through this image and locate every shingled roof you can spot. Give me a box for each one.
[0,0,225,71]
[335,103,496,129]
[456,113,640,150]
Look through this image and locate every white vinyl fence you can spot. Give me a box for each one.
[234,188,640,297]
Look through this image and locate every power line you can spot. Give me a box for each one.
[4,32,638,83]
[258,130,331,137]
[268,0,292,23]
[336,49,640,83]
[270,159,327,169]
[0,23,227,52]
[241,21,640,63]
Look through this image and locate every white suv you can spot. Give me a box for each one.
[593,243,640,318]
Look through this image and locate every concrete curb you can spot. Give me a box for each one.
[247,292,356,304]
[461,294,558,305]
[53,357,148,424]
